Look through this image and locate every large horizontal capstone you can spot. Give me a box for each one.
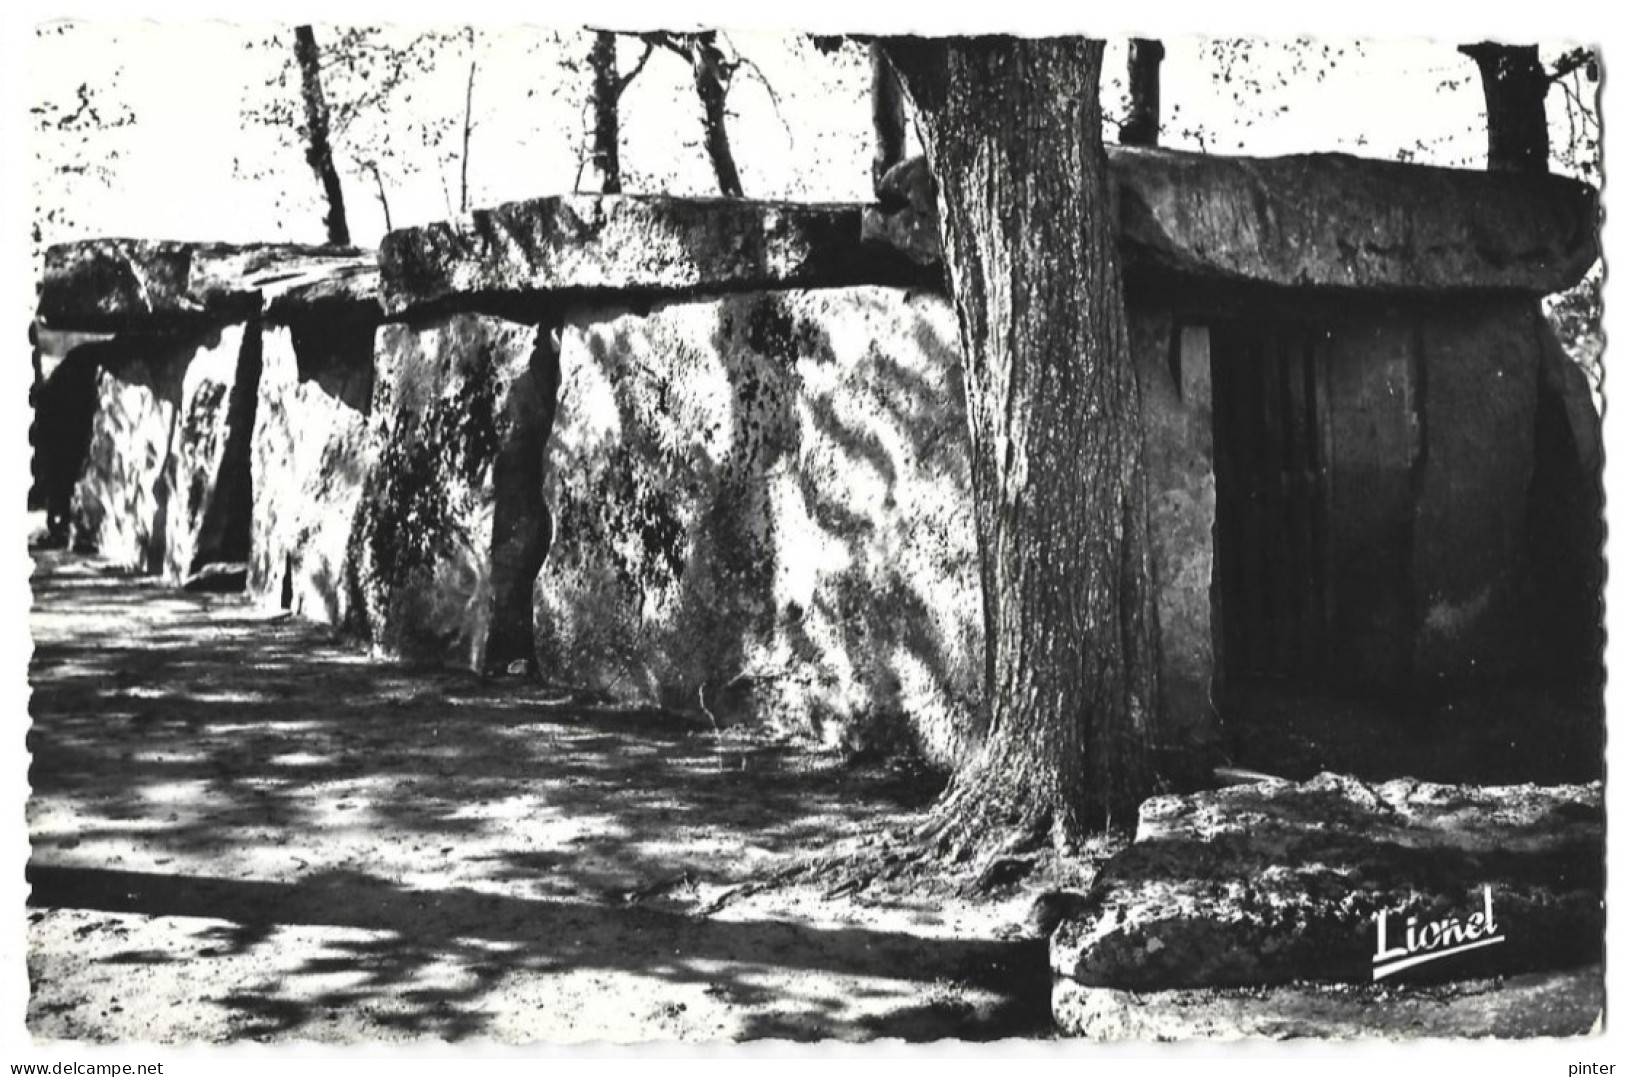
[40,148,1598,333]
[377,196,926,316]
[37,239,381,333]
[862,147,1598,296]
[1111,148,1599,294]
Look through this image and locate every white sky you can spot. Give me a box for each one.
[20,22,1598,256]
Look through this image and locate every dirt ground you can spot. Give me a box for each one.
[26,548,1074,1044]
[25,546,1604,1045]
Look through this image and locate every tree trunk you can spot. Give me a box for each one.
[585,31,623,194]
[870,44,908,191]
[689,32,744,197]
[1119,38,1165,147]
[460,54,476,213]
[1460,42,1550,173]
[363,162,393,232]
[293,25,351,247]
[878,37,1160,851]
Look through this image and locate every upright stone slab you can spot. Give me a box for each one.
[31,337,104,542]
[1132,314,1218,766]
[248,319,378,623]
[348,314,556,672]
[538,287,987,762]
[1411,299,1542,687]
[40,239,378,587]
[1527,316,1604,685]
[69,323,256,582]
[1319,312,1421,688]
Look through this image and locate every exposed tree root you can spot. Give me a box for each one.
[694,777,1124,917]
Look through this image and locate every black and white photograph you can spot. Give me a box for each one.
[3,0,1614,1062]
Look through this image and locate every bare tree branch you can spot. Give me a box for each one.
[616,40,656,94]
[731,48,793,146]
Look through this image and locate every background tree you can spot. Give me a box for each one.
[1459,42,1598,174]
[1458,43,1548,172]
[458,28,478,213]
[240,25,508,235]
[579,32,653,193]
[1457,42,1601,396]
[1117,39,1165,147]
[876,36,1161,854]
[294,25,351,245]
[625,31,747,196]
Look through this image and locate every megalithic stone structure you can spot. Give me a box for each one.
[35,147,1599,771]
[35,241,380,588]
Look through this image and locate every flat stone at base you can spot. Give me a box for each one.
[1053,964,1603,1040]
[1051,773,1603,991]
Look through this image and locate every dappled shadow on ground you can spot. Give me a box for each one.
[28,864,1047,1042]
[27,549,1045,1043]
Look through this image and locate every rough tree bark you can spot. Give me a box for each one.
[581,33,654,194]
[1119,38,1165,147]
[688,32,744,197]
[293,25,351,246]
[1459,42,1550,173]
[586,32,625,194]
[870,44,908,191]
[877,36,1161,852]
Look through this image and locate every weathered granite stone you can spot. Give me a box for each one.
[1528,317,1605,684]
[536,286,1234,761]
[1054,965,1603,1040]
[1411,300,1542,686]
[537,287,986,762]
[37,239,380,333]
[248,320,377,624]
[348,313,556,671]
[31,340,102,540]
[1132,315,1217,763]
[33,328,113,384]
[1111,148,1597,294]
[1318,312,1421,688]
[1051,773,1603,991]
[70,323,259,582]
[860,156,941,268]
[378,196,926,317]
[858,149,1597,295]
